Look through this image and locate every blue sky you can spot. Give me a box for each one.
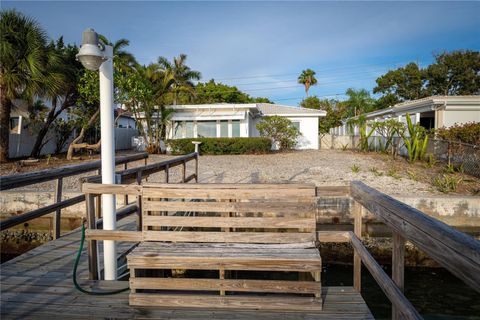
[3,1,480,105]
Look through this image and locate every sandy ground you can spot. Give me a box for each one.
[148,150,444,196]
[3,150,479,196]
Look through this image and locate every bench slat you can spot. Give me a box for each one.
[130,277,321,294]
[142,188,316,200]
[143,216,315,229]
[143,231,316,244]
[143,200,315,214]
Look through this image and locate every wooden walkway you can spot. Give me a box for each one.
[1,217,374,320]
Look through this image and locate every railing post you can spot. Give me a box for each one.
[96,169,102,219]
[52,177,63,239]
[124,163,128,204]
[392,232,406,320]
[182,159,186,183]
[86,193,99,280]
[353,200,362,292]
[195,153,199,183]
[136,171,143,231]
[165,164,170,183]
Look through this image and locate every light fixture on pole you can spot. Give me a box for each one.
[77,28,117,281]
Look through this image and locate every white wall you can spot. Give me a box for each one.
[287,116,319,150]
[443,109,480,128]
[250,116,319,150]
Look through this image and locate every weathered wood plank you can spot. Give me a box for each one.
[127,253,321,272]
[143,200,315,214]
[316,186,350,197]
[130,278,321,294]
[142,231,315,244]
[142,188,316,200]
[85,229,143,241]
[351,180,480,294]
[82,183,142,195]
[143,183,316,189]
[129,293,322,311]
[143,216,315,229]
[316,231,350,243]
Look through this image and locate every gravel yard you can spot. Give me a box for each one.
[4,150,479,196]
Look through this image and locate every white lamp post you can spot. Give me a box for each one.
[76,28,117,280]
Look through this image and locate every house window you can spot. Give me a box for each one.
[173,121,184,138]
[220,121,228,137]
[10,117,19,133]
[185,121,194,138]
[232,120,240,137]
[197,121,217,138]
[291,121,300,131]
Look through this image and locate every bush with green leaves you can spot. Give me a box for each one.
[256,116,300,150]
[400,113,429,163]
[347,115,375,152]
[167,137,272,155]
[374,119,404,157]
[436,122,480,145]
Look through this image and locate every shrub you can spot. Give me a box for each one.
[351,164,360,173]
[256,116,300,150]
[400,113,428,163]
[436,122,480,145]
[433,174,463,193]
[167,137,272,155]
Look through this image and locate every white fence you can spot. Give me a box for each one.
[8,128,139,158]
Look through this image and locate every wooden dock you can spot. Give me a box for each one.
[0,217,373,320]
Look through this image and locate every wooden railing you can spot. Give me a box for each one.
[82,153,199,280]
[0,153,148,237]
[348,181,480,320]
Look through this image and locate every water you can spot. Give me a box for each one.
[323,263,480,320]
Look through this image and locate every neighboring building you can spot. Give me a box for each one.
[331,95,480,136]
[7,101,138,158]
[164,103,326,149]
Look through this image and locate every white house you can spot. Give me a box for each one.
[165,103,326,149]
[331,95,480,136]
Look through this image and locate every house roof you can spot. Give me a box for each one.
[359,95,480,120]
[256,103,326,117]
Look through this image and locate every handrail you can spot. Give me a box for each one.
[83,152,198,185]
[350,181,480,293]
[0,152,148,191]
[0,194,85,231]
[0,153,199,240]
[0,153,148,235]
[349,233,422,320]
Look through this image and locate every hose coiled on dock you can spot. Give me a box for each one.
[73,221,129,295]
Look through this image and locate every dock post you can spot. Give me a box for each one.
[353,201,362,292]
[52,177,63,239]
[392,232,405,320]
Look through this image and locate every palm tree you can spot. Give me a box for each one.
[157,54,201,104]
[298,69,318,97]
[344,88,376,117]
[0,10,62,161]
[98,36,137,72]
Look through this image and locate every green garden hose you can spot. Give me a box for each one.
[73,221,129,295]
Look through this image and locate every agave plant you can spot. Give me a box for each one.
[400,113,429,163]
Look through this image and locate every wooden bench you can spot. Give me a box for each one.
[127,183,322,311]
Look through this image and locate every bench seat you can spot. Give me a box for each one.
[128,242,321,271]
[126,183,322,311]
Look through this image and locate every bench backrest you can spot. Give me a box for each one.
[141,183,317,244]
